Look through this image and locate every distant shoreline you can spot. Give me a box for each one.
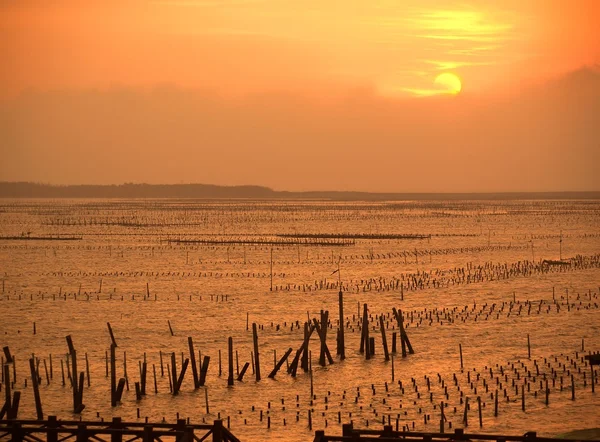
[0,182,599,201]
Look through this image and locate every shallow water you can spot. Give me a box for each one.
[1,199,599,440]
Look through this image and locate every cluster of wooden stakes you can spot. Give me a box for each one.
[1,290,418,421]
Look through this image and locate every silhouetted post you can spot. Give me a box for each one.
[3,364,11,412]
[316,310,332,366]
[188,337,199,389]
[379,316,389,361]
[301,323,310,371]
[29,358,43,419]
[360,304,370,359]
[153,364,158,393]
[269,348,293,378]
[494,390,498,417]
[199,356,210,386]
[252,324,261,381]
[66,335,84,413]
[270,248,273,291]
[107,323,117,348]
[338,291,345,360]
[170,353,178,394]
[110,345,117,406]
[228,337,234,386]
[238,362,250,381]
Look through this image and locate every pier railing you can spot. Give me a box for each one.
[0,416,240,442]
[314,424,589,442]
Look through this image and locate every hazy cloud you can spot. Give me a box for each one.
[1,67,598,192]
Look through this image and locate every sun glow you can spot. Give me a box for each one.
[434,72,462,94]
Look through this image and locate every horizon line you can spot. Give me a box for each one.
[1,182,599,200]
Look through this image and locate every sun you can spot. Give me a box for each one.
[434,73,462,94]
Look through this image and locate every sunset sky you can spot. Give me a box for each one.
[1,0,599,192]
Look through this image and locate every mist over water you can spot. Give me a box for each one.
[1,199,599,440]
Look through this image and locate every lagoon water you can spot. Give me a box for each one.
[1,199,599,440]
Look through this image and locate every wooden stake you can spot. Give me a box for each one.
[107,323,118,348]
[188,337,199,389]
[380,315,390,361]
[228,337,234,386]
[338,291,345,360]
[205,388,210,414]
[269,348,293,378]
[29,358,43,419]
[253,323,261,381]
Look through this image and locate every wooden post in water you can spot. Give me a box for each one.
[110,344,117,406]
[153,364,158,393]
[159,351,164,377]
[527,334,531,359]
[301,323,310,372]
[188,337,199,389]
[338,291,345,360]
[270,248,273,291]
[315,310,333,366]
[393,308,413,356]
[199,356,210,386]
[494,390,498,416]
[66,335,84,413]
[107,323,118,348]
[253,324,261,381]
[459,344,463,370]
[3,364,11,415]
[228,337,234,386]
[269,348,293,378]
[361,304,370,360]
[379,315,390,361]
[85,353,91,387]
[238,362,250,381]
[29,358,43,419]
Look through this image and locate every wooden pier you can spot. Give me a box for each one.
[314,424,593,442]
[0,416,240,442]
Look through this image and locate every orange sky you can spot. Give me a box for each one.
[1,1,599,191]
